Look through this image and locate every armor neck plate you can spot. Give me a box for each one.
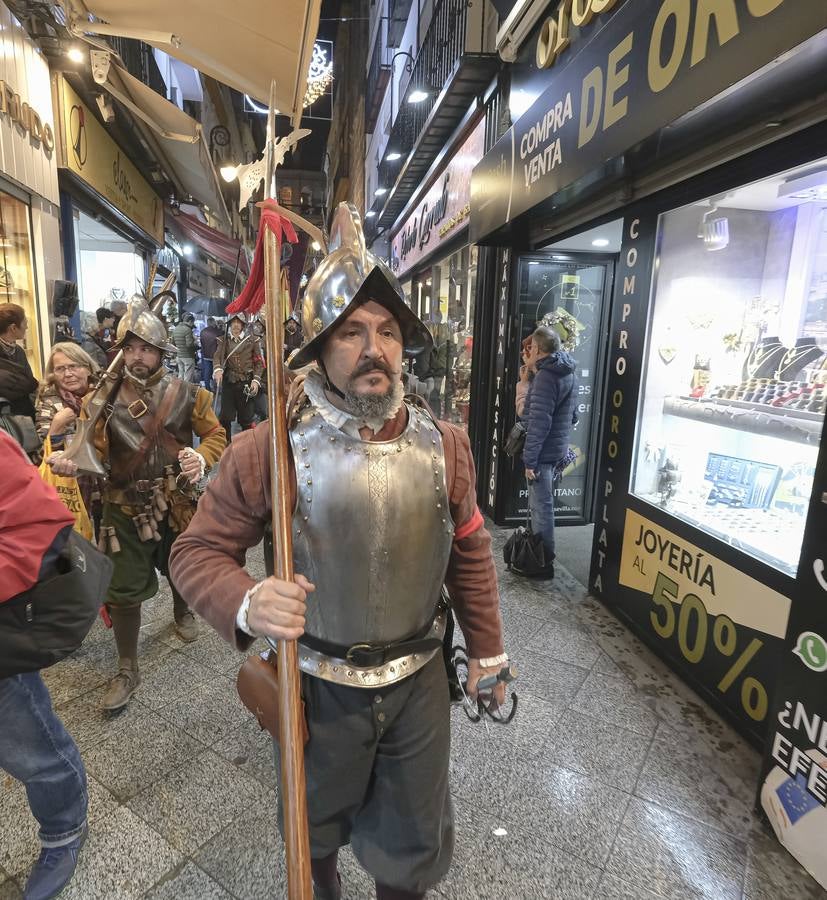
[290,400,454,687]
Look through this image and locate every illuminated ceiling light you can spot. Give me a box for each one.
[528,261,539,265]
[365,210,376,218]
[385,151,402,162]
[220,165,239,183]
[375,187,388,196]
[183,244,194,257]
[592,238,610,247]
[66,46,85,63]
[407,89,429,104]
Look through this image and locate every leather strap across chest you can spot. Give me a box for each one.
[115,377,183,479]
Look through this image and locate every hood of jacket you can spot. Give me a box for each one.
[536,350,576,376]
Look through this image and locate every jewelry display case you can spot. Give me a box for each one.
[631,162,827,576]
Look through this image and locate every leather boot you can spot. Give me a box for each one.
[102,659,140,711]
[174,610,198,642]
[311,852,341,900]
[375,883,425,900]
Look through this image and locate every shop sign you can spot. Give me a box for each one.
[57,78,164,245]
[485,247,512,516]
[0,80,54,154]
[471,0,827,242]
[391,120,484,278]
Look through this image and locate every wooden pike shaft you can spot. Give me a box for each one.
[263,224,312,898]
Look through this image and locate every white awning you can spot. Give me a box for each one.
[70,0,322,125]
[90,50,231,226]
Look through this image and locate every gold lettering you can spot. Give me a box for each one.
[578,66,603,147]
[623,275,636,294]
[603,32,633,130]
[591,0,620,12]
[571,0,594,27]
[536,17,559,69]
[611,415,619,433]
[648,0,691,93]
[42,123,54,153]
[691,0,739,66]
[554,0,573,57]
[746,0,783,14]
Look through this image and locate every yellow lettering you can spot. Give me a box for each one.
[554,0,572,57]
[746,0,783,14]
[611,415,619,433]
[648,0,690,93]
[603,32,633,130]
[571,0,594,27]
[578,66,603,148]
[536,17,559,69]
[591,0,620,12]
[691,0,739,67]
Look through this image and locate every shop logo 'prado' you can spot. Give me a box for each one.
[69,103,87,168]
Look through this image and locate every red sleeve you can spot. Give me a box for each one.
[441,423,505,660]
[0,433,75,602]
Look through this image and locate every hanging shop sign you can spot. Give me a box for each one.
[471,0,827,242]
[391,119,485,278]
[56,77,164,245]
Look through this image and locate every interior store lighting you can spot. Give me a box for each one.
[66,46,85,63]
[385,151,402,162]
[592,238,610,247]
[183,244,194,257]
[365,210,376,218]
[777,169,827,201]
[375,187,388,196]
[408,89,429,104]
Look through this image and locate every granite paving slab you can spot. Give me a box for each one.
[570,669,660,737]
[156,673,250,747]
[525,619,604,668]
[145,861,235,900]
[212,714,278,791]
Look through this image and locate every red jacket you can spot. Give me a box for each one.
[0,431,74,602]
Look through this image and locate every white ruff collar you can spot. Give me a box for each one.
[303,367,404,438]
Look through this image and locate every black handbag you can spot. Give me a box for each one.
[0,531,113,678]
[504,421,526,457]
[503,506,550,577]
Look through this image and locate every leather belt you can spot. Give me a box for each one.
[299,617,443,668]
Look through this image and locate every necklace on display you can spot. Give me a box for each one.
[776,344,823,380]
[745,342,784,379]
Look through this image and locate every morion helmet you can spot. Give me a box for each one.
[289,202,432,370]
[112,293,176,355]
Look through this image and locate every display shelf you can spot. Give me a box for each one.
[662,395,823,445]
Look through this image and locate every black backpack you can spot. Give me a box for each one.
[0,530,113,678]
[0,396,39,460]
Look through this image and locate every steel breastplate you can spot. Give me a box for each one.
[107,373,197,488]
[290,400,454,687]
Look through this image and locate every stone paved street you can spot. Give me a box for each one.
[1,527,825,900]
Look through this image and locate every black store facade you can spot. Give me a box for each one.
[470,0,827,887]
[390,115,485,433]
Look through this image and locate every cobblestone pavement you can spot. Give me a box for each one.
[1,526,825,899]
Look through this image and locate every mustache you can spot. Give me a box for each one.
[350,359,399,379]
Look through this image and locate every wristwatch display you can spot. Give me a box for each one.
[631,177,827,577]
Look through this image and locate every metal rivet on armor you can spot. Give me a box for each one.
[304,463,310,468]
[306,495,312,502]
[436,503,441,509]
[377,712,386,722]
[302,446,308,453]
[389,666,395,673]
[345,446,351,452]
[332,666,338,672]
[396,445,402,452]
[296,529,301,535]
[374,695,382,704]
[302,656,309,662]
[379,727,385,735]
[442,518,446,524]
[402,660,407,666]
[306,478,312,485]
[299,431,305,437]
[347,670,353,677]
[412,655,417,660]
[303,515,308,521]
[330,436,336,442]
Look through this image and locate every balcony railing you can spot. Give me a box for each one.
[376,0,482,193]
[365,31,390,134]
[110,36,167,98]
[387,0,414,47]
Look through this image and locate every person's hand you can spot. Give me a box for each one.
[214,369,223,386]
[525,468,536,481]
[178,449,203,484]
[519,364,530,384]
[247,574,315,640]
[50,407,76,433]
[466,658,507,708]
[248,379,260,397]
[47,451,78,477]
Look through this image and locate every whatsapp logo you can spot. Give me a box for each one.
[793,632,827,672]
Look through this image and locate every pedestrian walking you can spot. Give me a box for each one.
[171,313,198,382]
[0,302,37,420]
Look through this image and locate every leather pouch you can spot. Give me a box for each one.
[236,649,309,745]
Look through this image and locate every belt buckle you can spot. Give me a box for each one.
[346,642,381,666]
[127,398,148,418]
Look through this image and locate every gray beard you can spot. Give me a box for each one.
[344,378,404,424]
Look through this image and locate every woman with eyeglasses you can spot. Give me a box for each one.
[35,342,100,445]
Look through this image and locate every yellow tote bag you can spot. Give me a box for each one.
[38,435,94,540]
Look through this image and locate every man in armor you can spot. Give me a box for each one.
[170,204,506,900]
[50,295,226,711]
[213,312,263,437]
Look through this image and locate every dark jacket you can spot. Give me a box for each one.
[522,351,577,470]
[0,344,37,419]
[199,325,220,360]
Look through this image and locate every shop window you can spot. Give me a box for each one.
[408,245,477,429]
[0,189,39,376]
[632,161,827,576]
